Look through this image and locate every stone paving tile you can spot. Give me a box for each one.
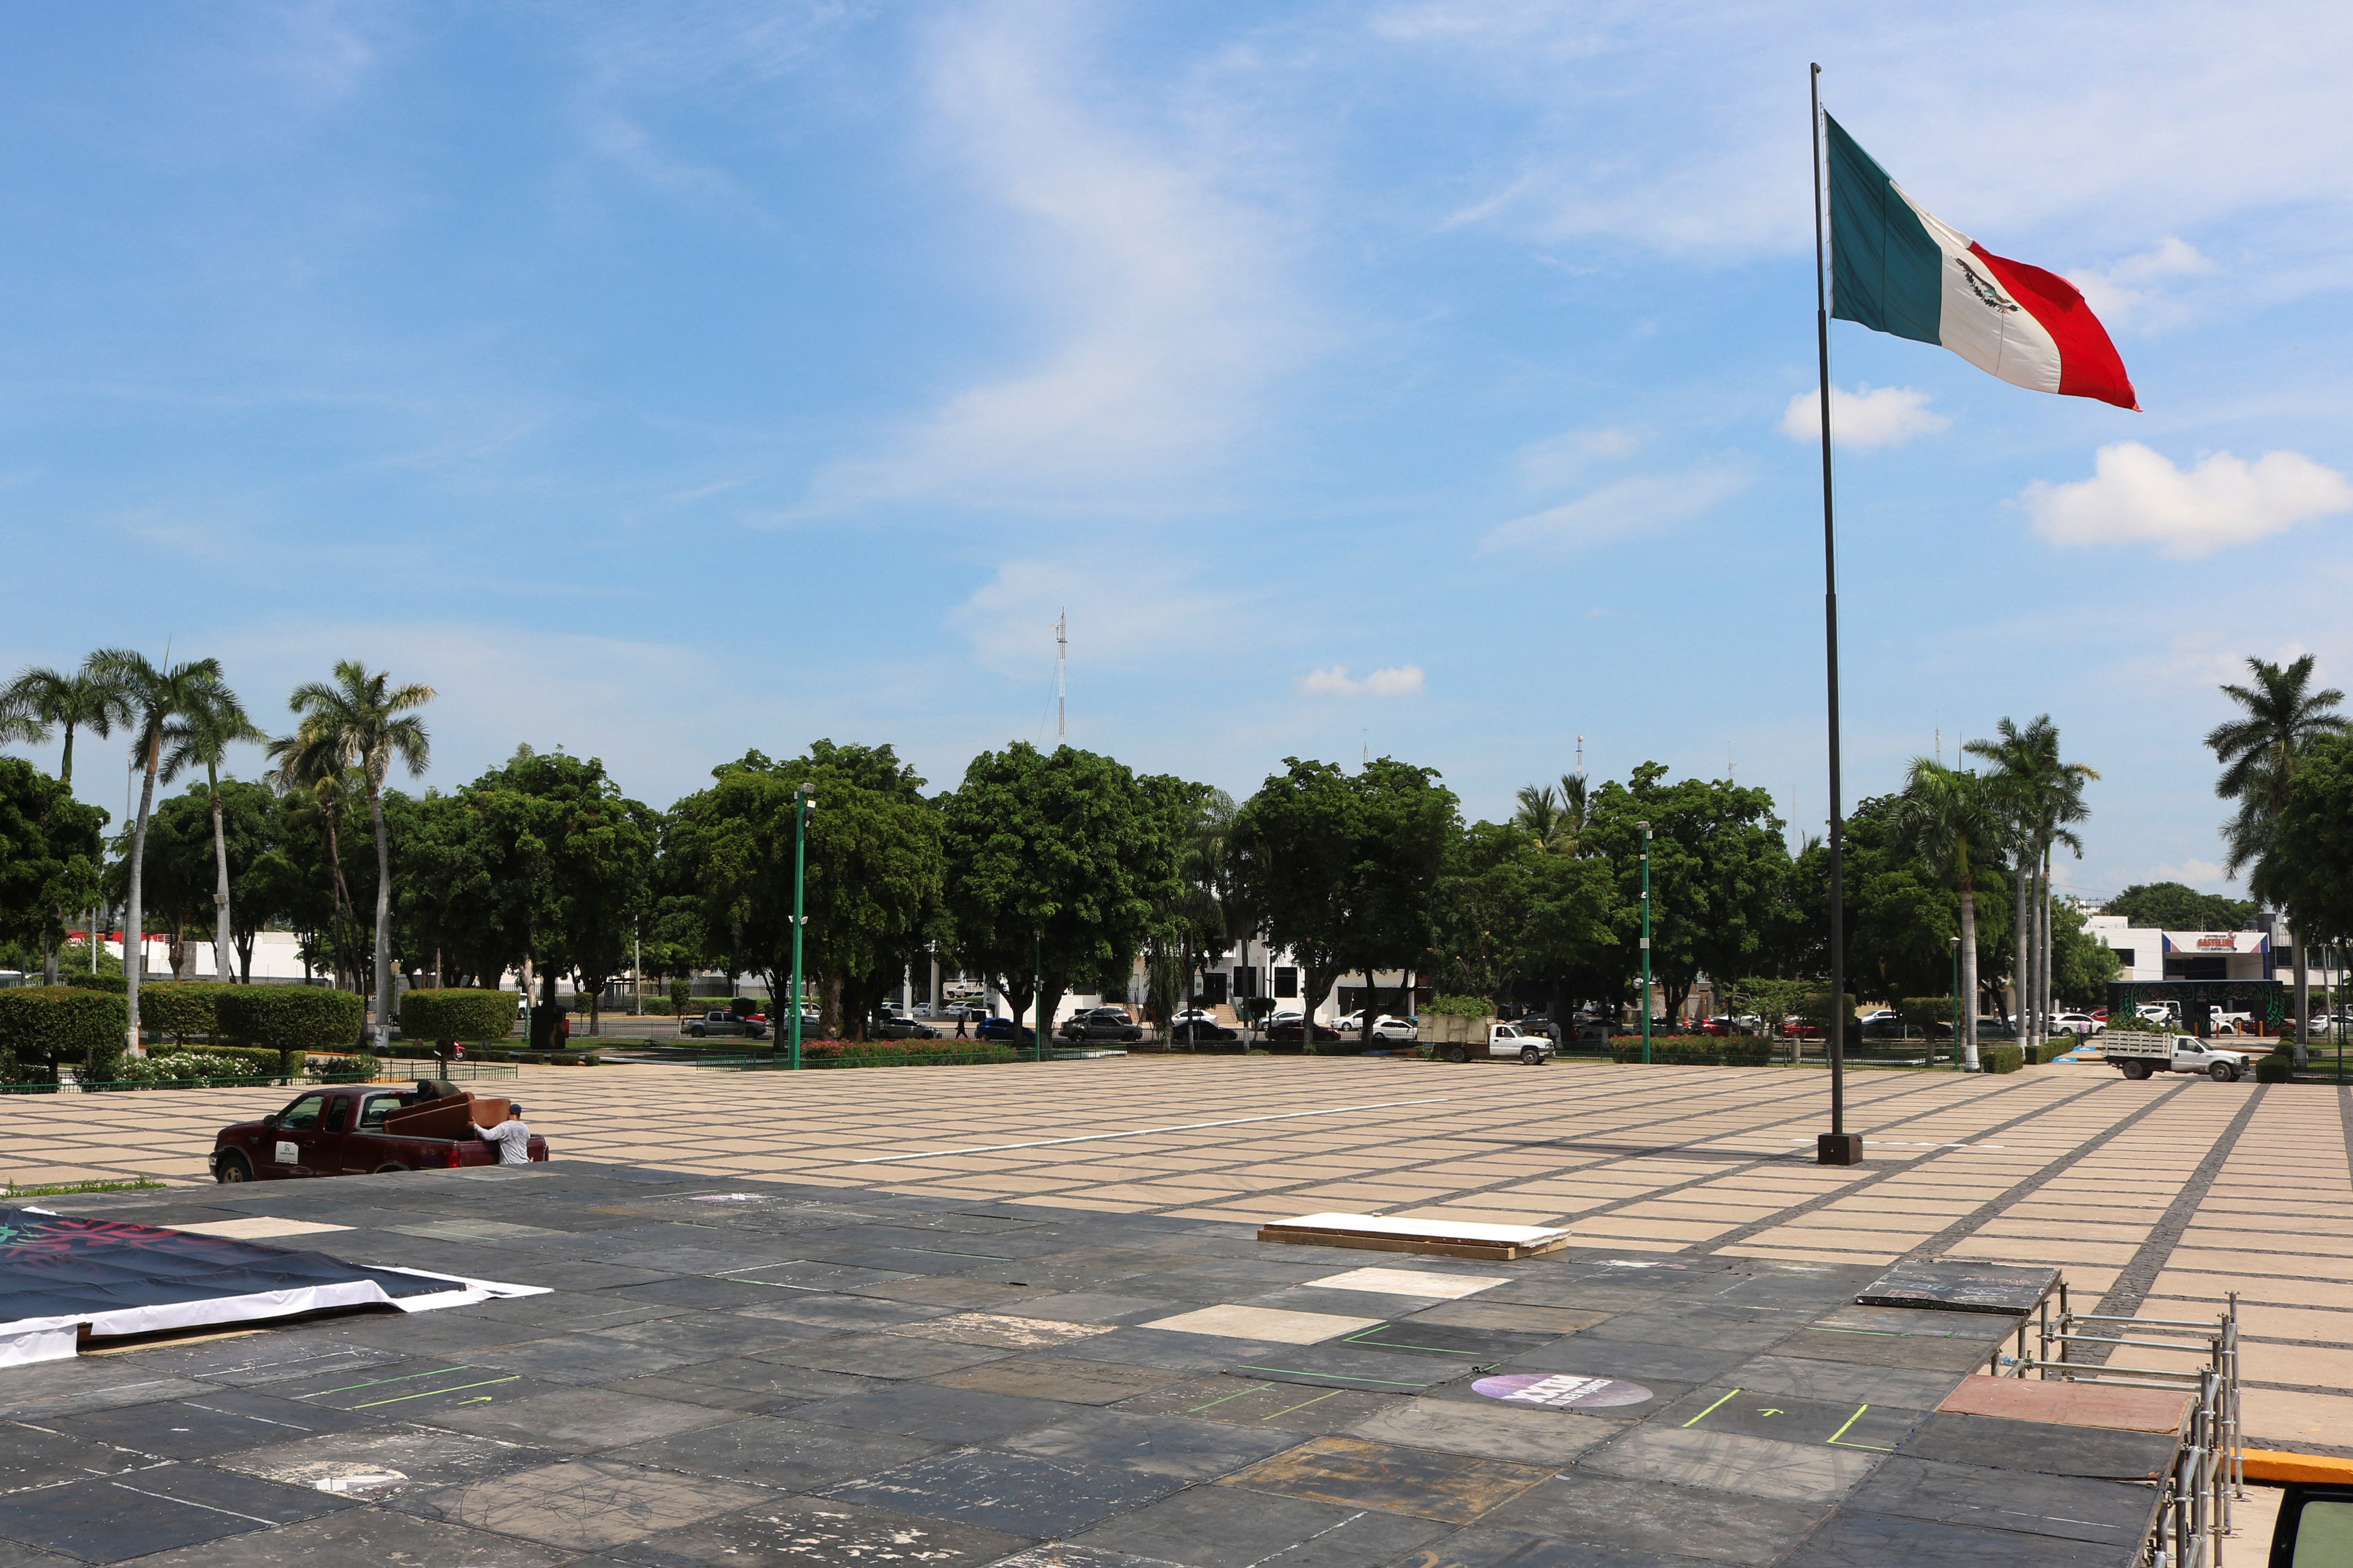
[822,1448,1182,1538]
[103,1506,572,1568]
[1216,1433,1552,1523]
[1067,1482,1454,1567]
[395,1458,766,1551]
[608,1494,1034,1568]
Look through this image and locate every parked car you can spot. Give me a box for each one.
[1059,1014,1143,1043]
[1083,1006,1134,1025]
[1262,1018,1341,1043]
[1571,1021,1622,1042]
[2051,1012,2106,1036]
[1334,1014,1417,1041]
[1169,1021,1238,1043]
[1170,1008,1218,1026]
[685,1010,766,1039]
[975,1016,1036,1045]
[871,1016,940,1040]
[2104,1029,2253,1082]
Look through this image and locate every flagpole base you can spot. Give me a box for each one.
[1817,1132,1864,1166]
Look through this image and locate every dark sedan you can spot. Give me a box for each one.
[871,1016,940,1040]
[1169,1021,1238,1043]
[976,1016,1037,1046]
[1262,1019,1341,1043]
[1058,1015,1143,1042]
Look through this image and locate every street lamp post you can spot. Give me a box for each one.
[1638,821,1653,1067]
[1949,936,1960,1072]
[1034,932,1045,1064]
[790,784,814,1071]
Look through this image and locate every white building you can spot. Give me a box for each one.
[2083,915,2272,984]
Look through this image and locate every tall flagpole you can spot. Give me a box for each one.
[1811,63,1859,1166]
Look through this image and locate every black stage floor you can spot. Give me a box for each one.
[0,1164,2169,1567]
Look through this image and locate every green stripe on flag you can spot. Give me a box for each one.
[1826,115,1941,345]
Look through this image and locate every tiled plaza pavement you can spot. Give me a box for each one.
[7,1054,2351,1458]
[0,1168,2233,1567]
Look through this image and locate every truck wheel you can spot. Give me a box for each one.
[1444,1044,1470,1064]
[214,1150,252,1184]
[2120,1061,2152,1080]
[688,1025,705,1037]
[373,1161,409,1174]
[1520,1045,1543,1065]
[2209,1061,2234,1082]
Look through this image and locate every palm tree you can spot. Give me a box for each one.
[1968,716,2098,1054]
[277,662,434,1049]
[2207,655,2348,1062]
[1511,773,1591,856]
[1888,760,2003,1071]
[88,649,233,1058]
[161,686,265,991]
[3,659,133,786]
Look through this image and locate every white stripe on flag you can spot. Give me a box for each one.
[1890,182,2061,394]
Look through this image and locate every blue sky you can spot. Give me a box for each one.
[5,1,2349,901]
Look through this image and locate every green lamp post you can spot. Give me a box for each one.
[1638,820,1652,1066]
[789,782,814,1071]
[1950,936,1960,1071]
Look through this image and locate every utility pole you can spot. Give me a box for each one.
[1638,821,1653,1067]
[790,783,814,1070]
[1055,611,1067,745]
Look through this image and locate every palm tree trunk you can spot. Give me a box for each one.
[59,722,76,788]
[2037,850,2053,1045]
[125,733,161,1061]
[1959,878,1981,1072]
[208,763,234,990]
[369,780,393,1050]
[2011,849,2030,1042]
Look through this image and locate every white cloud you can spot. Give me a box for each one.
[952,558,1244,679]
[2067,238,2215,332]
[1514,425,1645,489]
[1480,466,1746,557]
[795,4,1309,514]
[1299,665,1425,698]
[2023,442,2353,559]
[2144,859,2236,892]
[1779,384,1949,452]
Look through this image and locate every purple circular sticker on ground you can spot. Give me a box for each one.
[1471,1373,1654,1409]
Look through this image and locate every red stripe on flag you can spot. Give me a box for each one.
[1969,244,2138,410]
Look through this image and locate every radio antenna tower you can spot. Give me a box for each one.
[1055,610,1067,743]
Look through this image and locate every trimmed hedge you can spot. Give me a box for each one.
[2254,1050,2294,1083]
[0,986,128,1080]
[1981,1043,2023,1074]
[1425,995,1496,1017]
[798,1039,1016,1068]
[65,972,129,994]
[1610,1036,1775,1066]
[215,985,366,1063]
[400,989,516,1045]
[140,981,232,1041]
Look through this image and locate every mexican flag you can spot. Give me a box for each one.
[1826,114,2137,410]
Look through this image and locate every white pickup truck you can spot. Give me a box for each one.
[2103,1029,2253,1082]
[1433,1023,1554,1065]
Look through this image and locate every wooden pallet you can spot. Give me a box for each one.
[1257,1211,1575,1261]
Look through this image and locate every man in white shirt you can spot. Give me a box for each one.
[479,1104,532,1165]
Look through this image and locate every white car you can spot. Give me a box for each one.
[2051,1013,2106,1036]
[1335,1011,1416,1040]
[1170,1008,1218,1026]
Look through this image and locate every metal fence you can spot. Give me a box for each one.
[1981,1283,2241,1568]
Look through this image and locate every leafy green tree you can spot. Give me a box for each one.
[675,743,944,1041]
[106,786,218,979]
[941,743,1183,1042]
[2266,734,2353,983]
[0,759,105,984]
[1,659,132,785]
[1230,757,1456,1046]
[273,662,434,1049]
[2104,882,2257,932]
[89,648,235,1057]
[2206,654,2348,1058]
[2048,900,2122,1007]
[1583,764,1789,1026]
[1886,761,2004,1071]
[1143,785,1234,1028]
[1430,820,1617,1018]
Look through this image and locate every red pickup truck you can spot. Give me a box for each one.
[210,1084,549,1182]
